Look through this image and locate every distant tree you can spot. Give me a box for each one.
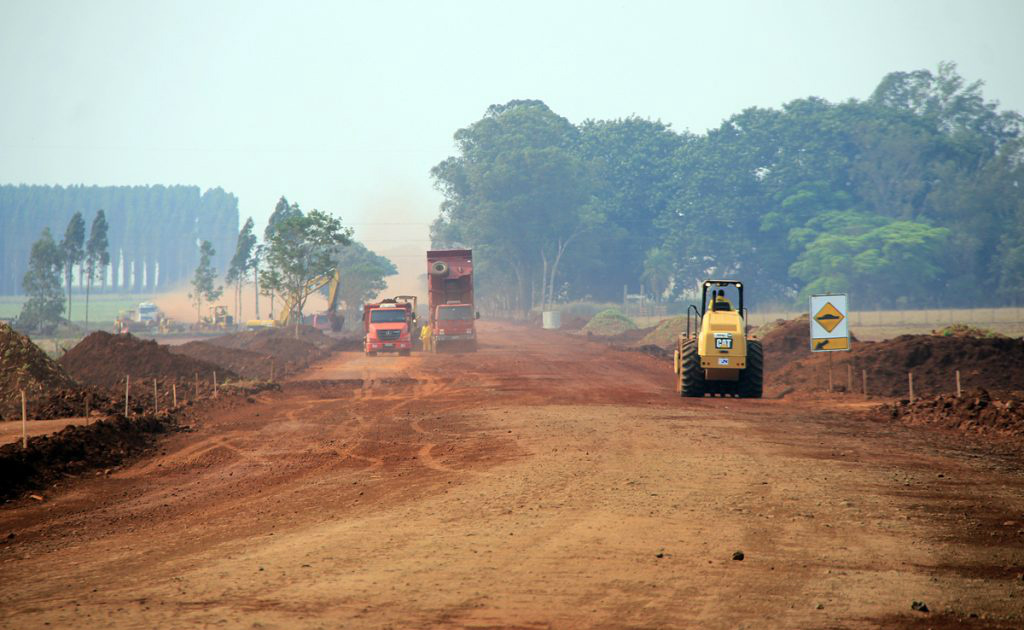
[189,240,223,323]
[226,217,257,323]
[430,100,599,311]
[60,212,85,321]
[264,196,301,241]
[641,247,673,301]
[84,210,110,328]
[261,206,352,336]
[332,241,398,325]
[18,229,65,332]
[789,212,950,306]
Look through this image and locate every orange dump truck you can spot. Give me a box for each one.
[362,297,417,356]
[426,249,477,352]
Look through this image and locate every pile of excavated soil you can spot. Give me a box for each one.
[582,309,638,337]
[171,342,273,380]
[177,327,359,380]
[59,332,234,390]
[754,315,812,360]
[206,331,322,371]
[0,323,79,420]
[0,412,179,501]
[878,388,1024,438]
[759,317,1024,398]
[560,316,589,331]
[638,316,688,348]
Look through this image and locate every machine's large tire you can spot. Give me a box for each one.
[399,349,411,357]
[737,340,764,398]
[679,339,706,397]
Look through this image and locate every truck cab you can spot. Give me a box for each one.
[136,302,161,326]
[363,300,415,356]
[432,304,477,349]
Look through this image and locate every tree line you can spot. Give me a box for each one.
[430,63,1024,310]
[0,185,238,295]
[203,196,396,332]
[15,194,397,333]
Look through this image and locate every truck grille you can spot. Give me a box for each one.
[377,329,401,341]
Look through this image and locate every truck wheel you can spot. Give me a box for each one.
[367,351,377,357]
[399,350,411,357]
[737,340,764,398]
[679,339,706,397]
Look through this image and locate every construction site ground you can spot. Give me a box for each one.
[1,321,1023,629]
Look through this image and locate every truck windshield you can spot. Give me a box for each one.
[370,309,407,323]
[438,306,473,321]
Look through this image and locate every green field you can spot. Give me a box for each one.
[0,294,159,327]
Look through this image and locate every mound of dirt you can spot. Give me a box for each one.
[171,342,273,380]
[638,316,689,348]
[206,330,322,370]
[754,315,811,360]
[560,316,589,331]
[760,317,1024,398]
[582,309,638,337]
[0,412,178,501]
[59,332,234,390]
[878,388,1024,438]
[0,323,79,420]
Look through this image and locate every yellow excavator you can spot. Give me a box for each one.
[674,279,763,398]
[245,269,343,331]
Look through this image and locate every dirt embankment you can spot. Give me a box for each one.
[170,342,274,380]
[757,317,1024,398]
[59,332,235,392]
[0,412,181,502]
[878,388,1024,439]
[0,323,97,421]
[200,326,355,374]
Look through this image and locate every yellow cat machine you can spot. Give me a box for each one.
[674,279,763,398]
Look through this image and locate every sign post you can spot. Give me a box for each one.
[810,294,851,353]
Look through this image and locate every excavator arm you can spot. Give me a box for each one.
[275,269,342,327]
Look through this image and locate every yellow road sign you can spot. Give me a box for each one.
[814,302,844,333]
[812,337,849,351]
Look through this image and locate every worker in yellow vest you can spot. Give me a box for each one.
[420,322,432,352]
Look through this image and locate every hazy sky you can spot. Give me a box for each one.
[2,0,1022,285]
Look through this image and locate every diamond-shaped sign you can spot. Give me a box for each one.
[814,302,844,333]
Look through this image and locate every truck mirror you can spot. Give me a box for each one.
[475,311,480,320]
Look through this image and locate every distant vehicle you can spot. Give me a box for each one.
[246,269,343,331]
[426,249,477,352]
[115,302,168,334]
[136,302,161,324]
[362,296,417,356]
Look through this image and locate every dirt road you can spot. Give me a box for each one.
[1,322,1022,629]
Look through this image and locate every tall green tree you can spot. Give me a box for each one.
[189,240,223,323]
[84,209,110,328]
[60,211,85,321]
[227,217,257,323]
[261,205,352,336]
[332,241,398,325]
[18,229,65,332]
[431,100,598,311]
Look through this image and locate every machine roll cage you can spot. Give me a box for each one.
[685,280,747,339]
